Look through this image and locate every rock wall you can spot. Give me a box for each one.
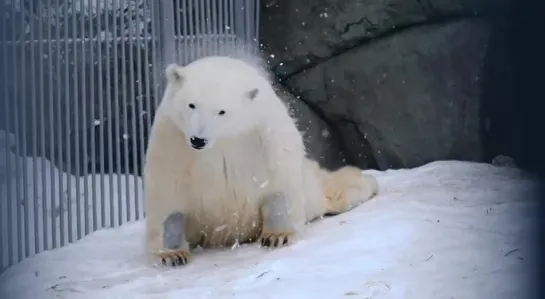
[260,0,512,170]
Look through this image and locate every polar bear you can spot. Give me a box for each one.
[144,55,379,267]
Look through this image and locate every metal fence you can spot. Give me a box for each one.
[0,0,260,271]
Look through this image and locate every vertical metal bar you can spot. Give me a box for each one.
[72,0,82,242]
[180,0,187,64]
[23,0,31,258]
[159,0,175,68]
[234,0,245,44]
[211,0,218,55]
[174,0,180,62]
[220,0,226,45]
[1,6,5,267]
[97,0,106,230]
[187,0,194,61]
[204,0,209,55]
[218,0,223,38]
[0,9,5,268]
[20,0,30,261]
[64,0,73,245]
[229,0,235,46]
[90,0,98,233]
[140,0,153,221]
[29,0,40,256]
[255,0,260,42]
[200,0,204,57]
[113,0,123,227]
[13,0,24,262]
[121,0,131,223]
[0,91,5,265]
[12,0,22,262]
[244,0,251,45]
[205,0,210,54]
[56,0,65,248]
[181,0,189,64]
[225,0,230,45]
[81,0,90,237]
[196,0,203,58]
[134,0,144,222]
[4,0,14,266]
[104,0,115,229]
[39,0,49,253]
[150,0,162,109]
[206,0,212,55]
[128,0,138,222]
[222,0,227,36]
[47,0,57,251]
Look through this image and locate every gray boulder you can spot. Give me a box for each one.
[286,20,489,169]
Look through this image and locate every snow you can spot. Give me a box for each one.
[0,160,540,299]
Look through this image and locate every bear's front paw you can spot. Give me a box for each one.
[258,231,295,248]
[154,211,191,267]
[156,249,192,267]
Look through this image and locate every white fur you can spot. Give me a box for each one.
[144,56,378,265]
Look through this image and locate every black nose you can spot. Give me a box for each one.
[190,136,207,149]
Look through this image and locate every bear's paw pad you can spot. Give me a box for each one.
[157,249,192,267]
[258,231,295,248]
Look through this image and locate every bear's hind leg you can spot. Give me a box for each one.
[147,212,192,267]
[258,192,297,248]
[324,171,379,216]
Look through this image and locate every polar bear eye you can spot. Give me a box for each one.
[218,110,226,116]
[188,103,196,109]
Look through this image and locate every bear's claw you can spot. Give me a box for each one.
[157,250,191,267]
[258,231,294,248]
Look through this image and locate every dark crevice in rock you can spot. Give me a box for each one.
[320,72,377,169]
[276,80,352,170]
[335,119,380,170]
[334,115,380,168]
[280,13,477,80]
[340,16,376,37]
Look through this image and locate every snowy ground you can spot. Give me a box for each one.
[0,160,540,299]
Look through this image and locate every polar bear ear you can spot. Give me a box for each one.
[165,63,185,86]
[246,88,259,101]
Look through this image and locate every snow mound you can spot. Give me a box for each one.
[0,160,539,299]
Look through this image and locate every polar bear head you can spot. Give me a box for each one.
[163,56,274,151]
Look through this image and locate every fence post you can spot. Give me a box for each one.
[233,0,246,42]
[155,0,176,94]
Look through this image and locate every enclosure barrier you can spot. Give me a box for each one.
[0,0,260,272]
